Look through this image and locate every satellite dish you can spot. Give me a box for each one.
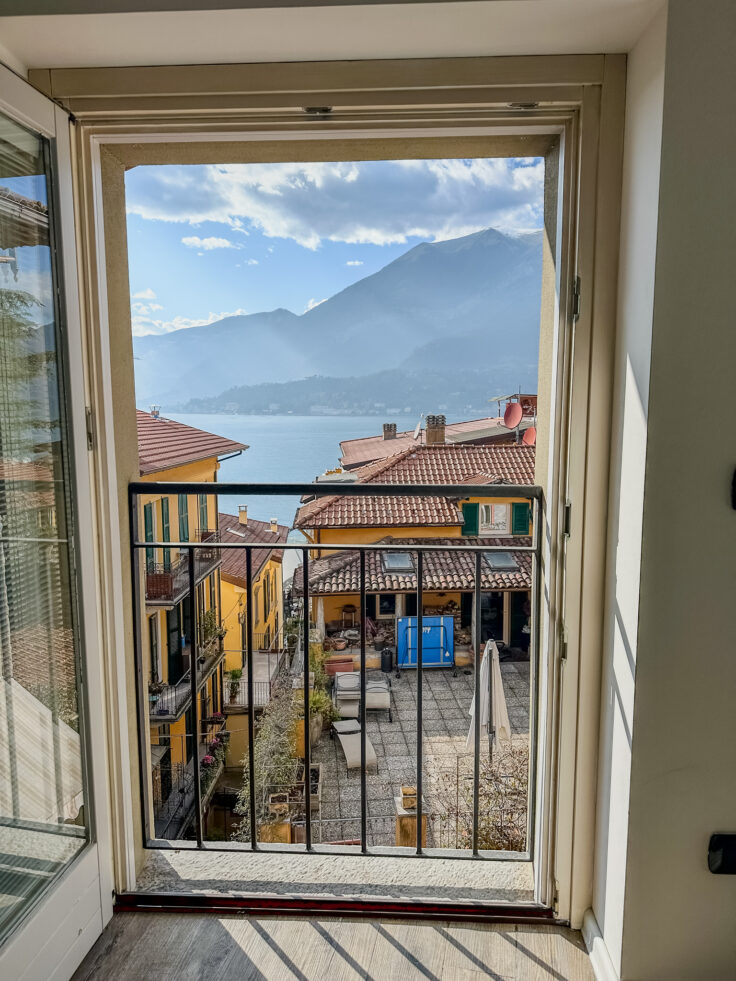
[504,402,523,429]
[522,426,537,446]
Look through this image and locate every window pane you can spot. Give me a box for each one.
[0,109,88,943]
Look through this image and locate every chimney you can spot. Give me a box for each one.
[150,405,160,419]
[270,518,278,534]
[383,422,397,440]
[238,505,248,526]
[425,414,446,445]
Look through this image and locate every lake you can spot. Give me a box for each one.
[167,412,391,529]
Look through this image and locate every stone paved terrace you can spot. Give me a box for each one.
[311,658,530,847]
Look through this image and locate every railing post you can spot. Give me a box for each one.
[245,547,257,849]
[188,546,204,847]
[129,487,153,842]
[472,550,482,856]
[359,549,367,853]
[416,549,423,855]
[302,548,312,849]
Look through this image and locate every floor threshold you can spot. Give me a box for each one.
[115,890,555,924]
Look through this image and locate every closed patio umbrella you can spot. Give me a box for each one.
[466,640,512,753]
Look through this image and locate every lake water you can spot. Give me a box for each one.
[167,412,390,529]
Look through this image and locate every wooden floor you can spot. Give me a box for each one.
[73,912,594,980]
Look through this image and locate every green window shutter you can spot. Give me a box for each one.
[198,493,208,532]
[161,498,171,571]
[144,502,154,570]
[178,494,189,542]
[512,502,530,535]
[461,502,479,536]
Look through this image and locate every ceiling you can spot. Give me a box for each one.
[0,1,662,75]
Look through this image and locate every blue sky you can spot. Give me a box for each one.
[124,157,543,336]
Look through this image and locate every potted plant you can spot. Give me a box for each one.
[228,667,243,703]
[148,679,164,703]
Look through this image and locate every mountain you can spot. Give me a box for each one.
[133,226,543,409]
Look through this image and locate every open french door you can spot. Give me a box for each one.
[0,63,112,980]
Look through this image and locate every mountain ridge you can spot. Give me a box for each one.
[133,225,543,409]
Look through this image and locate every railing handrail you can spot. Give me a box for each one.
[130,480,542,500]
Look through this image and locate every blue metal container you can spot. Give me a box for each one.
[396,616,454,669]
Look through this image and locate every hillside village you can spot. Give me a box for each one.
[137,396,536,847]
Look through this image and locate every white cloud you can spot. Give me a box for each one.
[181,235,239,250]
[244,258,259,265]
[346,260,363,267]
[304,297,327,313]
[126,158,544,250]
[132,287,156,299]
[131,307,248,337]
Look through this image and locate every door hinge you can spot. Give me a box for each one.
[572,275,581,322]
[85,406,96,450]
[560,623,568,663]
[563,500,572,537]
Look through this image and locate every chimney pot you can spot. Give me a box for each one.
[425,413,446,445]
[270,518,278,534]
[150,405,160,419]
[238,505,248,526]
[383,422,397,440]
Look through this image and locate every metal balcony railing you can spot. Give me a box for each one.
[130,479,542,860]
[144,529,221,605]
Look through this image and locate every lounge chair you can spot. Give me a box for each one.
[331,719,378,771]
[333,671,392,722]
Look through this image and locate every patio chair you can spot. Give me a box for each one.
[331,719,378,772]
[333,671,392,722]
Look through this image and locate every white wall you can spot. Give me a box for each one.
[619,1,736,977]
[592,6,667,976]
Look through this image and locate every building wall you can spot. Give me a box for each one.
[618,2,736,977]
[220,555,284,671]
[592,5,667,974]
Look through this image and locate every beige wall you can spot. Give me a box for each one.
[592,5,667,975]
[620,2,736,977]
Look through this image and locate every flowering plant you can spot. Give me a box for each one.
[211,712,224,723]
[208,738,222,753]
[201,754,216,767]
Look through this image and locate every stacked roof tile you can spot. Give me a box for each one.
[339,415,533,469]
[293,537,532,595]
[294,443,535,530]
[137,410,247,475]
[218,512,290,587]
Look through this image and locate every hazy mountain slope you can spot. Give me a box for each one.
[133,226,542,408]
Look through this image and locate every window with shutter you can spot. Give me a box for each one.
[144,502,154,570]
[461,502,479,536]
[512,502,530,535]
[178,494,189,542]
[198,493,208,533]
[161,497,171,571]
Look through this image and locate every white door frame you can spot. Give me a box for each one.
[0,63,113,981]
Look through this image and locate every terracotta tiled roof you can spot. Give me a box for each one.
[218,512,289,587]
[293,537,532,595]
[294,443,535,530]
[137,411,247,476]
[0,460,56,510]
[339,415,533,469]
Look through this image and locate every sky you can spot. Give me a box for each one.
[124,157,544,337]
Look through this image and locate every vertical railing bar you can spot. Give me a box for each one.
[302,548,312,849]
[472,550,482,856]
[359,549,367,853]
[245,547,257,850]
[415,549,424,856]
[188,546,204,848]
[129,490,153,842]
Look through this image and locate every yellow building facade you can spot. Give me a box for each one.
[136,410,245,838]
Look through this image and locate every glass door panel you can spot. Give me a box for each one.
[0,108,89,943]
